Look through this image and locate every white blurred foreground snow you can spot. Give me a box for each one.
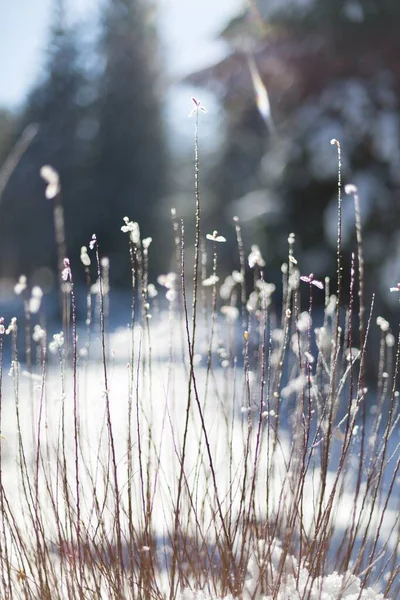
[0,316,397,598]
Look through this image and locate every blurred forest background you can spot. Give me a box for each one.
[1,0,400,318]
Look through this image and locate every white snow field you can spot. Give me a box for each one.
[0,313,398,598]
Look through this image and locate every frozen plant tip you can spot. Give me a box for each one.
[49,332,64,354]
[248,244,266,268]
[61,258,71,282]
[142,237,152,250]
[147,283,158,298]
[158,272,177,302]
[389,283,400,292]
[345,183,358,195]
[32,325,45,343]
[40,164,60,199]
[5,317,17,335]
[300,273,324,289]
[121,217,140,244]
[89,234,97,250]
[221,305,239,321]
[202,274,219,287]
[80,246,91,267]
[206,230,226,242]
[29,286,43,314]
[14,275,27,296]
[188,96,207,117]
[157,272,176,289]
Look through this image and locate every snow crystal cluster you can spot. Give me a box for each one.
[177,540,386,600]
[242,540,386,600]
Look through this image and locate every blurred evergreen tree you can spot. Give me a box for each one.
[89,0,167,284]
[0,0,168,292]
[0,0,87,286]
[189,0,400,303]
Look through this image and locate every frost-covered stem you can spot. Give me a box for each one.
[182,266,238,592]
[84,265,92,366]
[23,297,33,377]
[68,266,84,592]
[296,281,315,575]
[204,240,218,401]
[127,238,136,573]
[170,106,202,598]
[94,240,124,591]
[101,257,110,360]
[193,239,219,510]
[142,242,155,557]
[170,222,190,599]
[233,216,247,331]
[0,330,11,594]
[346,183,365,385]
[352,187,365,356]
[23,295,36,451]
[11,323,45,590]
[331,138,342,327]
[131,243,147,531]
[354,327,400,579]
[171,208,188,372]
[310,254,356,581]
[233,326,252,548]
[53,192,69,342]
[242,273,269,574]
[316,139,342,529]
[340,298,375,573]
[307,140,343,571]
[192,105,201,354]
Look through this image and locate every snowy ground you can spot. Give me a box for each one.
[0,317,398,598]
